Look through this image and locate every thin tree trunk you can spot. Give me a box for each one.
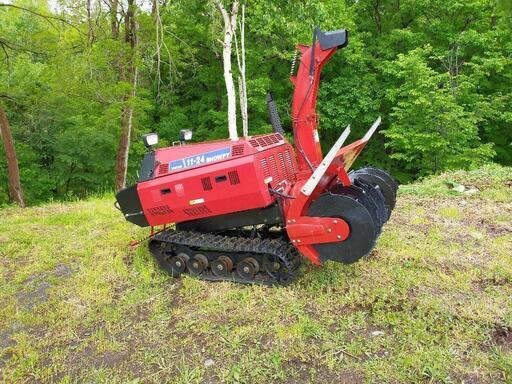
[222,29,237,141]
[86,0,94,43]
[151,0,157,17]
[214,0,239,141]
[235,4,248,136]
[110,0,119,39]
[115,0,137,191]
[373,0,382,34]
[0,107,25,207]
[154,0,162,101]
[238,78,247,135]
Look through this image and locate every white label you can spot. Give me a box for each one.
[313,130,320,143]
[170,147,231,171]
[189,198,205,205]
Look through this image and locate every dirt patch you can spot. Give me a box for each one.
[473,277,510,290]
[366,249,381,260]
[311,367,364,384]
[80,346,127,369]
[0,328,16,350]
[1,322,47,371]
[386,214,434,235]
[455,372,488,384]
[49,319,153,381]
[16,281,52,310]
[462,216,512,238]
[128,304,152,324]
[23,263,74,285]
[284,359,364,384]
[51,344,129,381]
[484,222,512,237]
[492,326,512,351]
[122,248,138,266]
[53,263,73,278]
[16,263,75,310]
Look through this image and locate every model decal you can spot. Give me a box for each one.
[170,147,231,171]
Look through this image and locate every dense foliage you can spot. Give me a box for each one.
[0,0,510,205]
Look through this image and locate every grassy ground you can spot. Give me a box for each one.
[0,165,511,383]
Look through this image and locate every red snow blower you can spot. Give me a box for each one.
[116,27,397,285]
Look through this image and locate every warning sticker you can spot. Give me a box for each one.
[169,147,231,171]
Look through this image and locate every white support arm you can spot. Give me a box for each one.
[300,125,351,196]
[363,116,381,141]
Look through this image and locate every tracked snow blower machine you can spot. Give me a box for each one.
[116,27,397,285]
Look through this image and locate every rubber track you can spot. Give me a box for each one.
[150,230,302,286]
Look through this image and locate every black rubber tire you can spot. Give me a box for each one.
[307,193,377,264]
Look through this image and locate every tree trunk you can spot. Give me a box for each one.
[222,29,237,141]
[373,0,382,34]
[115,0,137,191]
[86,0,94,43]
[109,0,119,39]
[0,107,25,207]
[235,4,248,137]
[214,0,240,141]
[238,78,247,136]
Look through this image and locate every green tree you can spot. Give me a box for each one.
[383,47,494,177]
[1,0,511,205]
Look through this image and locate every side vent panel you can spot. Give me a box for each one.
[231,145,245,156]
[268,155,279,181]
[259,149,295,187]
[249,133,283,149]
[260,158,270,178]
[284,149,294,172]
[228,170,240,185]
[183,206,212,217]
[277,152,287,179]
[201,177,213,191]
[158,163,169,175]
[147,205,173,216]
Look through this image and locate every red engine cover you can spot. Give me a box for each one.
[137,133,298,227]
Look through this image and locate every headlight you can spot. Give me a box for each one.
[143,133,158,148]
[180,129,193,142]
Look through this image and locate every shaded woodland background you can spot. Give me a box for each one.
[0,0,511,206]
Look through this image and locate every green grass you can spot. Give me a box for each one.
[1,164,511,383]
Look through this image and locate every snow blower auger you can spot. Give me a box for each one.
[115,27,398,286]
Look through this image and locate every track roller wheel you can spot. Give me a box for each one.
[169,253,189,276]
[263,252,298,285]
[186,253,208,276]
[237,257,259,279]
[263,255,281,274]
[307,193,377,264]
[211,255,233,277]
